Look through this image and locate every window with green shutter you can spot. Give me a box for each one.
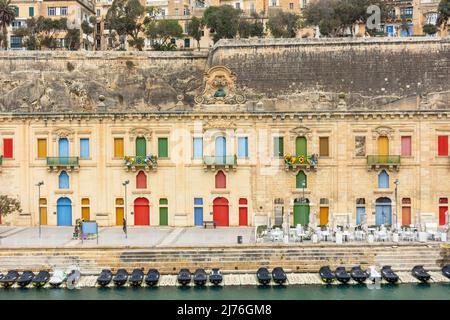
[273,137,284,157]
[15,6,19,16]
[158,138,168,158]
[29,7,34,17]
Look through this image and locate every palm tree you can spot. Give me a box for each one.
[0,0,16,49]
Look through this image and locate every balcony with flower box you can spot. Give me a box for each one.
[203,155,237,172]
[284,154,319,172]
[367,155,401,171]
[124,155,158,172]
[47,157,79,172]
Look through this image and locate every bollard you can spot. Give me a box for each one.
[237,235,243,244]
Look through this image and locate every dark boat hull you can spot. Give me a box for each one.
[0,271,19,288]
[17,273,34,288]
[113,279,127,287]
[194,279,207,286]
[442,266,450,279]
[32,274,50,288]
[336,275,350,284]
[49,282,63,288]
[209,276,222,286]
[381,271,399,284]
[412,272,430,282]
[145,279,159,287]
[177,278,191,286]
[257,277,271,285]
[272,268,287,285]
[145,269,160,287]
[351,272,367,284]
[130,271,144,287]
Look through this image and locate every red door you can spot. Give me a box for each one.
[238,198,248,226]
[134,197,150,226]
[213,197,229,226]
[439,206,448,225]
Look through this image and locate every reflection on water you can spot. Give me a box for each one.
[0,283,448,300]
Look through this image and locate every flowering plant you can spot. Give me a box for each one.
[284,153,319,166]
[124,154,158,167]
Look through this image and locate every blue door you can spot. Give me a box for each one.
[375,202,392,225]
[57,197,72,226]
[59,138,69,157]
[194,207,203,226]
[215,136,226,164]
[356,207,365,225]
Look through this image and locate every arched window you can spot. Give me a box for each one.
[215,170,226,188]
[378,170,389,188]
[136,171,147,189]
[59,171,69,189]
[296,170,307,189]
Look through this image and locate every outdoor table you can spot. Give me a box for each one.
[342,231,351,242]
[321,230,330,241]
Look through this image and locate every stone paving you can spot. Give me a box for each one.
[0,226,255,247]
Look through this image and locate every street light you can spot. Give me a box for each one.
[36,181,44,238]
[122,180,129,239]
[394,179,399,228]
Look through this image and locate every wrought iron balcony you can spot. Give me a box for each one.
[284,153,319,172]
[367,155,401,171]
[124,155,158,172]
[203,155,237,171]
[46,157,79,172]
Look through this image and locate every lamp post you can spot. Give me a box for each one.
[394,179,399,228]
[123,180,129,239]
[36,181,44,238]
[301,181,306,202]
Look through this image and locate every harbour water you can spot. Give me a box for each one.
[0,284,448,300]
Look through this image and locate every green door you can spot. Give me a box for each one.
[159,207,168,226]
[136,137,146,157]
[296,137,307,156]
[294,203,310,226]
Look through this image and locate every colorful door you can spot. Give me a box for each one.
[296,137,307,156]
[58,138,69,157]
[294,201,309,226]
[194,207,203,226]
[57,197,72,226]
[402,206,411,225]
[116,207,124,226]
[39,198,47,225]
[134,197,150,226]
[239,207,248,226]
[377,136,389,156]
[136,137,146,157]
[439,206,448,225]
[375,198,392,225]
[356,207,365,225]
[159,207,168,226]
[319,207,329,225]
[82,207,90,221]
[213,197,229,226]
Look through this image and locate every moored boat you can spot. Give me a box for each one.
[17,271,35,288]
[412,265,431,283]
[66,267,81,289]
[442,265,450,279]
[335,267,351,284]
[129,269,144,287]
[49,269,68,288]
[272,267,287,285]
[367,266,381,284]
[97,269,113,287]
[193,269,207,286]
[256,267,271,285]
[113,269,129,287]
[32,271,50,288]
[209,268,222,286]
[177,268,192,286]
[0,270,19,288]
[145,269,160,287]
[350,266,368,284]
[319,266,335,284]
[381,266,399,284]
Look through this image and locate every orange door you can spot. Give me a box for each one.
[319,207,329,225]
[239,207,248,226]
[213,197,229,226]
[439,206,448,225]
[377,136,389,155]
[402,207,411,226]
[134,198,150,226]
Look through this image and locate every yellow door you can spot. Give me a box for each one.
[377,136,389,155]
[319,207,329,225]
[39,207,47,225]
[82,207,90,221]
[116,207,124,226]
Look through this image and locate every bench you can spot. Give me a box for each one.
[203,221,216,229]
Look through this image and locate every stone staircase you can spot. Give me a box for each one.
[0,244,447,275]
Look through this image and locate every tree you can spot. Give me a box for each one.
[186,16,203,50]
[423,23,438,35]
[105,0,146,51]
[0,195,21,218]
[267,10,300,38]
[238,13,264,38]
[203,5,241,43]
[81,16,96,50]
[0,0,16,49]
[437,0,449,31]
[145,19,183,51]
[65,28,81,50]
[14,17,68,50]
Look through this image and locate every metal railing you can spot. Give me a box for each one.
[203,155,237,166]
[367,155,401,166]
[46,157,79,166]
[124,155,158,168]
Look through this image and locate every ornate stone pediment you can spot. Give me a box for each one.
[129,127,152,141]
[194,66,246,105]
[203,120,237,131]
[372,126,394,139]
[52,128,75,142]
[290,126,312,139]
